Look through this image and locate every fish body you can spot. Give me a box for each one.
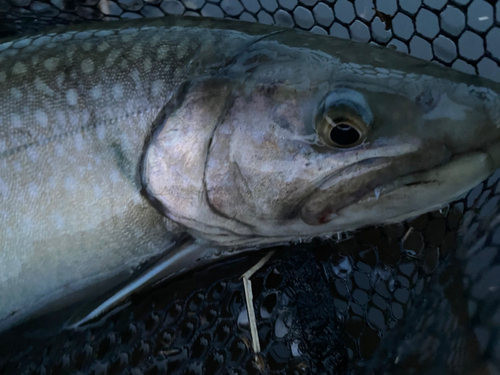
[0,18,280,330]
[1,17,500,331]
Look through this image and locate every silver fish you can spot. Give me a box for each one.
[1,17,500,331]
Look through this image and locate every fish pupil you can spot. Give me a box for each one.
[329,123,360,147]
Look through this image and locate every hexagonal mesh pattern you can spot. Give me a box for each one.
[1,1,500,375]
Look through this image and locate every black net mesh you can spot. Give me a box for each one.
[1,1,500,374]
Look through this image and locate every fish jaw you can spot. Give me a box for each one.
[307,152,496,231]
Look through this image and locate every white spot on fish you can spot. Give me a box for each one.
[55,144,65,157]
[53,213,65,229]
[74,133,84,151]
[12,62,27,75]
[112,84,123,100]
[27,146,38,162]
[0,71,5,82]
[23,216,34,232]
[105,49,121,68]
[66,44,77,58]
[97,41,110,52]
[82,42,92,51]
[10,88,22,100]
[130,44,143,59]
[157,45,169,60]
[134,227,144,238]
[56,110,66,126]
[130,69,143,91]
[34,110,48,128]
[81,58,94,74]
[149,34,162,47]
[374,187,382,200]
[93,185,103,199]
[151,80,164,96]
[12,160,22,172]
[375,67,390,74]
[69,111,79,127]
[64,176,77,191]
[96,124,106,140]
[80,109,90,126]
[176,45,189,60]
[34,77,54,96]
[28,182,39,198]
[143,57,152,73]
[120,132,130,149]
[90,85,102,99]
[66,89,78,106]
[110,169,120,183]
[121,34,135,43]
[77,166,86,178]
[10,113,22,128]
[119,60,129,69]
[120,28,139,42]
[30,54,40,65]
[56,73,65,87]
[44,57,60,71]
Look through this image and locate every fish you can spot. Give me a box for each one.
[1,16,500,332]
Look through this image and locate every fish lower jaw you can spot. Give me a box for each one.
[322,151,495,231]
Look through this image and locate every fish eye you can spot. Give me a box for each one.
[316,88,373,149]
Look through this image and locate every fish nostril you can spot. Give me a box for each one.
[416,90,441,113]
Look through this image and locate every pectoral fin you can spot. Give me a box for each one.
[66,237,225,329]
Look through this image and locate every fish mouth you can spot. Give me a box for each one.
[301,151,495,230]
[299,156,398,225]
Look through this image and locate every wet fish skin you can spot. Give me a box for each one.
[1,17,500,331]
[0,18,279,331]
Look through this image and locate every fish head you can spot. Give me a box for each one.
[143,37,500,248]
